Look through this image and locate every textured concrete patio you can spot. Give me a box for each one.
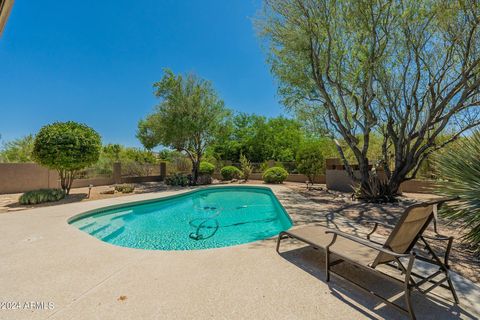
[0,184,479,320]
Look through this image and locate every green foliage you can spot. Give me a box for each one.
[165,173,190,187]
[0,135,35,163]
[32,122,101,194]
[137,69,230,184]
[209,113,304,162]
[239,154,253,181]
[199,161,215,175]
[296,140,325,183]
[263,166,288,184]
[19,189,65,205]
[353,173,397,203]
[114,184,135,193]
[436,132,480,254]
[33,122,101,171]
[93,144,157,177]
[220,166,242,180]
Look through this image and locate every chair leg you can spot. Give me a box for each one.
[445,272,460,304]
[405,286,416,320]
[276,232,286,253]
[404,254,417,320]
[325,249,330,282]
[325,234,337,282]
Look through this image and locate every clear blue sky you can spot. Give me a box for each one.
[0,0,283,147]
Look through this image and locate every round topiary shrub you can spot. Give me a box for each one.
[263,166,288,184]
[220,166,242,180]
[199,161,215,175]
[33,121,101,194]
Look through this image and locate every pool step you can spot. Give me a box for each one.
[91,220,125,241]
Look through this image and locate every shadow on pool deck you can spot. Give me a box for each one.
[274,245,479,320]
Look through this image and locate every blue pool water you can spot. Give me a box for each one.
[69,186,292,250]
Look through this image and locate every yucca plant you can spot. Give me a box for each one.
[436,131,480,255]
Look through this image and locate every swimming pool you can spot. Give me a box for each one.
[69,186,292,250]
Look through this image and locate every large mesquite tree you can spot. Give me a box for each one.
[137,69,230,185]
[258,0,480,200]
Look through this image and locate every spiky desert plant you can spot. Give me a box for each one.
[436,131,480,254]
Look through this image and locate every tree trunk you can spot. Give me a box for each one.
[59,169,75,195]
[191,159,200,185]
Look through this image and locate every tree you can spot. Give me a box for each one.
[209,113,305,162]
[258,0,480,200]
[0,135,35,163]
[296,140,325,185]
[32,122,101,194]
[137,69,230,184]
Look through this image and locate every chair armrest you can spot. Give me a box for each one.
[364,220,393,240]
[423,196,460,207]
[325,229,412,258]
[422,233,452,241]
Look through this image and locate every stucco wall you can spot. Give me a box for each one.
[0,163,59,194]
[325,169,437,194]
[0,163,166,194]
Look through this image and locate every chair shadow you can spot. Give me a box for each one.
[277,245,477,320]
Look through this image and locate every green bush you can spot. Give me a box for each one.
[19,189,66,205]
[199,161,215,175]
[296,141,325,183]
[263,166,288,184]
[165,173,190,186]
[220,166,242,180]
[32,121,101,194]
[114,184,135,193]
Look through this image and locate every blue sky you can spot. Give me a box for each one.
[0,0,283,147]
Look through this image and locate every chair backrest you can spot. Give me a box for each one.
[372,203,434,266]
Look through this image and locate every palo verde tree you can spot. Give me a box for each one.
[32,121,101,194]
[137,69,230,184]
[258,0,480,200]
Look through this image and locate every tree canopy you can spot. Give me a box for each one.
[210,113,305,162]
[258,0,480,199]
[32,121,101,194]
[137,69,230,184]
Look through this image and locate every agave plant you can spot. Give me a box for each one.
[353,169,397,203]
[436,131,480,255]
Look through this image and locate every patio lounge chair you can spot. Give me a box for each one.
[276,198,459,320]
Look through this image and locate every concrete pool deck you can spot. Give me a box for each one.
[0,184,479,319]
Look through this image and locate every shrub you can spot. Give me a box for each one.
[240,154,253,181]
[220,166,242,180]
[436,131,480,254]
[165,173,190,186]
[114,184,135,193]
[296,141,325,184]
[32,121,101,194]
[263,166,288,184]
[19,189,65,205]
[199,161,215,175]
